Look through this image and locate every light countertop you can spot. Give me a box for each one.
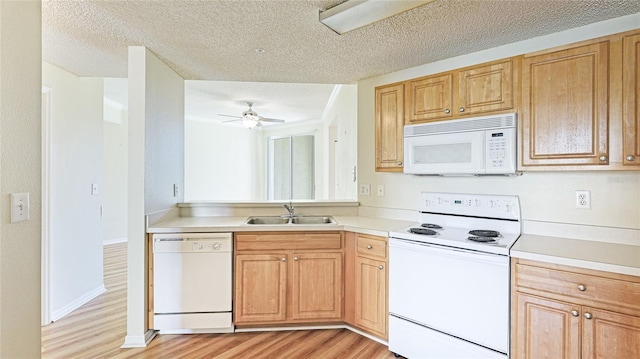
[147,215,415,238]
[511,234,640,276]
[147,214,640,277]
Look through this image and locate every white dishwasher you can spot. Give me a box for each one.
[152,232,234,334]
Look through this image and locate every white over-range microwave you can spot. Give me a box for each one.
[403,113,517,176]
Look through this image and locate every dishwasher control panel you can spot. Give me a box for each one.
[153,233,232,253]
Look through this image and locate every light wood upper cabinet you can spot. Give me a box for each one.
[375,83,404,172]
[234,232,343,326]
[623,33,640,167]
[512,258,640,359]
[405,73,453,123]
[520,41,610,167]
[405,59,515,124]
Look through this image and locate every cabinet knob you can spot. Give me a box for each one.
[367,245,373,249]
[599,155,608,162]
[571,310,579,317]
[444,109,451,114]
[459,107,465,113]
[294,256,299,261]
[281,258,286,262]
[627,155,636,161]
[578,284,586,291]
[397,161,403,166]
[378,265,384,270]
[584,312,593,320]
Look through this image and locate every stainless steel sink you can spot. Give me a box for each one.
[290,216,336,224]
[243,216,337,225]
[244,216,290,225]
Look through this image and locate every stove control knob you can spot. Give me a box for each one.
[474,199,482,207]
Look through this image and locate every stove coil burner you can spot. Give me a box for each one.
[420,223,443,230]
[409,228,438,236]
[467,236,497,243]
[468,230,501,238]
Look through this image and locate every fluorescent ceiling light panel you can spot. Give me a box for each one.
[320,0,434,34]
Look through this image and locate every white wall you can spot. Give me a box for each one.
[103,84,128,243]
[185,120,264,200]
[0,1,42,356]
[126,46,184,347]
[322,85,358,200]
[357,14,640,233]
[42,62,105,320]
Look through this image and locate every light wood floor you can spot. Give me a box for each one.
[42,242,397,359]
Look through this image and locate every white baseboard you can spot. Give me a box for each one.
[121,329,157,348]
[104,237,127,246]
[51,284,106,322]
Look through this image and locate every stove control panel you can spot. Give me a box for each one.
[420,192,520,220]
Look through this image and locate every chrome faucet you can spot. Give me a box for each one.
[284,202,295,218]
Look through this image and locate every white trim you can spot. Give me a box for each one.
[104,237,128,246]
[121,329,157,348]
[345,325,388,346]
[235,324,389,346]
[41,86,52,326]
[51,285,106,322]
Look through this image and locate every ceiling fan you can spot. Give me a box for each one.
[217,102,285,129]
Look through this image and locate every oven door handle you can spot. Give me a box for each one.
[389,238,508,265]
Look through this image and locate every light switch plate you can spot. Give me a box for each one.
[11,192,29,223]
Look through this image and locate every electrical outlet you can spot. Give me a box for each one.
[575,190,591,209]
[359,184,370,196]
[377,184,385,197]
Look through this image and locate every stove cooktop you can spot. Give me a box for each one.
[389,192,522,255]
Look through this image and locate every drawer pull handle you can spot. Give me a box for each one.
[459,107,465,113]
[281,258,286,262]
[294,257,299,261]
[627,155,636,161]
[378,265,384,270]
[571,310,579,317]
[367,245,373,249]
[599,155,608,162]
[584,312,593,320]
[444,109,451,114]
[397,161,403,166]
[578,284,586,291]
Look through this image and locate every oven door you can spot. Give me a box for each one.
[389,238,509,355]
[403,130,485,175]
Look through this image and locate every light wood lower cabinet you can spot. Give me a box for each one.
[512,258,640,359]
[234,232,343,325]
[345,232,388,339]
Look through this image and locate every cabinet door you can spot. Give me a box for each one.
[514,293,580,359]
[289,252,343,321]
[405,73,454,123]
[623,33,640,167]
[234,254,287,324]
[375,83,404,172]
[521,42,609,166]
[582,307,640,359]
[458,59,514,116]
[354,256,387,338]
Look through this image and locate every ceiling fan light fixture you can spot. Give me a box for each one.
[319,0,434,34]
[242,114,260,129]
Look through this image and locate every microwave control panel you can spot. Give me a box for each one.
[485,128,516,174]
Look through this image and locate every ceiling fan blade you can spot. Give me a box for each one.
[217,114,242,119]
[260,117,285,123]
[222,119,242,123]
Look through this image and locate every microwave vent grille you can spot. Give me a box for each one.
[405,113,516,136]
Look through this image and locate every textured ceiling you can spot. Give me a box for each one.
[43,0,640,84]
[45,0,640,127]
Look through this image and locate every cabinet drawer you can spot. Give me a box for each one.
[235,232,342,251]
[356,234,387,259]
[516,264,640,311]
